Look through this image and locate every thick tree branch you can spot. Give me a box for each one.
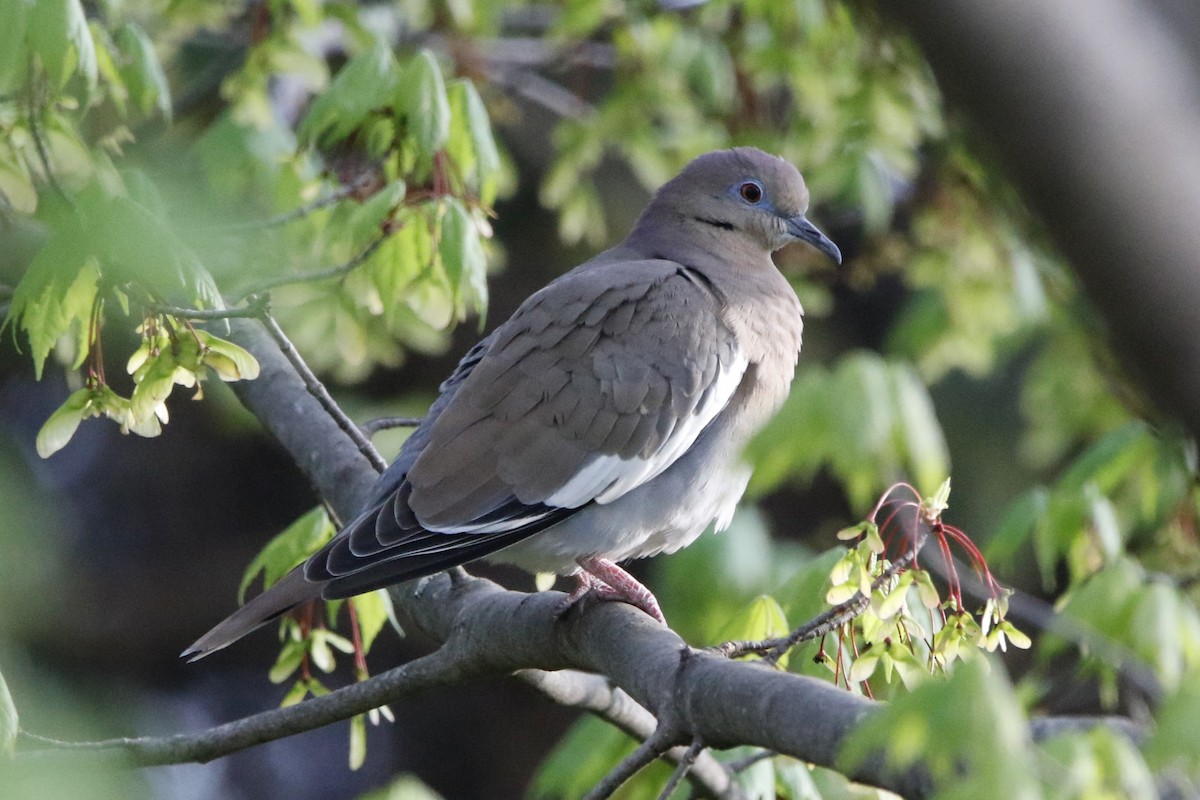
[21,312,1138,799]
[881,0,1200,440]
[217,322,932,796]
[516,669,742,798]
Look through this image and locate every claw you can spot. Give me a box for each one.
[555,557,666,624]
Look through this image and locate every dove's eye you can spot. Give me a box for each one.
[738,181,764,204]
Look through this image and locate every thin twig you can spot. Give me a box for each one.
[235,234,389,300]
[360,416,424,435]
[714,529,930,665]
[657,737,704,800]
[929,549,1162,704]
[255,306,387,473]
[147,302,266,321]
[582,727,681,800]
[725,749,775,774]
[517,670,741,800]
[222,173,375,232]
[15,644,466,764]
[482,64,595,119]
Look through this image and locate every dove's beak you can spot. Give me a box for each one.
[787,215,842,265]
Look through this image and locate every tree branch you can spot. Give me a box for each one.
[880,0,1200,441]
[19,645,469,765]
[222,173,376,232]
[234,233,389,300]
[20,308,1144,799]
[516,670,742,799]
[583,725,681,800]
[360,416,423,435]
[714,532,927,665]
[253,308,387,473]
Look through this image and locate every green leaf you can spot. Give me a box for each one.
[35,388,93,457]
[91,22,127,116]
[1145,677,1200,777]
[0,667,17,756]
[269,638,308,684]
[438,199,488,321]
[280,678,310,708]
[28,0,96,92]
[298,38,399,146]
[397,50,450,158]
[926,477,952,517]
[985,488,1048,568]
[913,569,940,610]
[349,714,367,770]
[6,243,100,380]
[345,179,406,244]
[351,590,396,653]
[356,774,447,800]
[114,23,172,120]
[531,715,674,800]
[0,157,37,215]
[446,79,501,205]
[840,659,1039,800]
[1057,421,1153,495]
[0,0,31,92]
[718,595,791,668]
[128,350,178,424]
[195,330,261,382]
[239,507,336,602]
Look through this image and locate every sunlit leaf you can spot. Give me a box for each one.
[28,0,97,92]
[269,639,307,684]
[718,595,791,669]
[0,0,31,91]
[840,659,1038,800]
[114,23,172,120]
[446,79,501,205]
[195,330,261,381]
[397,50,450,159]
[439,199,488,321]
[356,774,447,800]
[351,590,396,653]
[298,38,398,146]
[349,713,367,770]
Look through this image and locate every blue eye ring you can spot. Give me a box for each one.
[738,180,764,204]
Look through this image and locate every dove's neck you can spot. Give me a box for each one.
[625,211,773,273]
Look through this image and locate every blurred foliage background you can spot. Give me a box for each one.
[1,0,1199,798]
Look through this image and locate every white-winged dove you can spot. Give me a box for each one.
[183,147,840,660]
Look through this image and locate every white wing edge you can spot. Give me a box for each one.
[421,351,749,535]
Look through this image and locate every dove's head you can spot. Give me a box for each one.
[632,147,841,264]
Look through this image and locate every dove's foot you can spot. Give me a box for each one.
[555,556,667,625]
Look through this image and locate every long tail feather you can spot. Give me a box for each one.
[181,569,324,662]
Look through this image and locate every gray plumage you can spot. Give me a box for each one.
[183,147,840,660]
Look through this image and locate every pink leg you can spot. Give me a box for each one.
[556,557,666,624]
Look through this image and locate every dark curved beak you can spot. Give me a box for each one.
[787,215,842,265]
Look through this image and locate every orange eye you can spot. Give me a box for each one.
[738,181,763,204]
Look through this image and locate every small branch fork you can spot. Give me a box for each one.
[713,529,929,666]
[147,293,388,473]
[582,727,683,800]
[254,303,387,473]
[234,232,389,300]
[221,173,376,233]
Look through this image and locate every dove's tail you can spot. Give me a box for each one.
[181,568,324,662]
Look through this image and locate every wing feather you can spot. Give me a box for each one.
[304,258,747,594]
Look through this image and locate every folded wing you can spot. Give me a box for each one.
[306,260,747,597]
